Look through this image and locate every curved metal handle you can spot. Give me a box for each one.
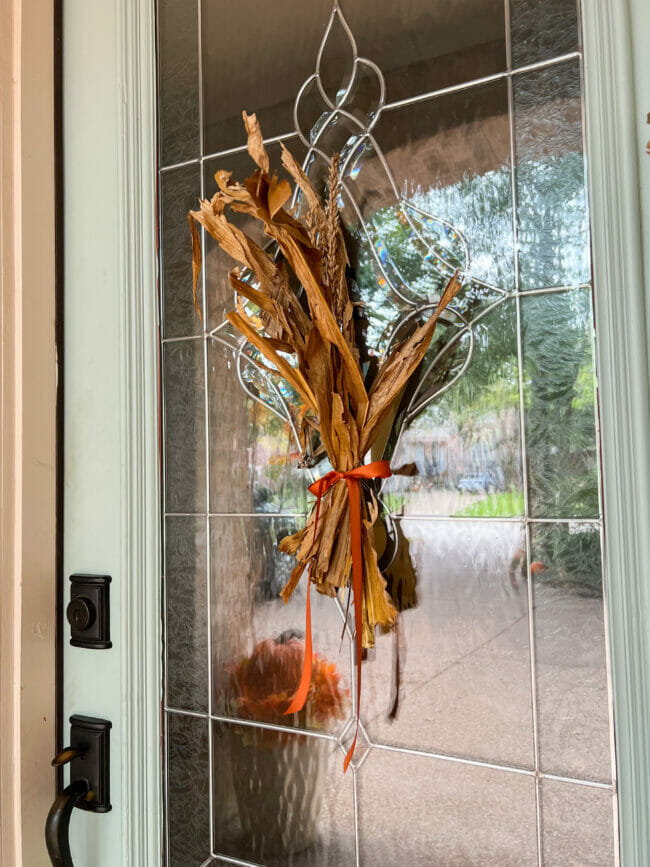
[45,779,90,867]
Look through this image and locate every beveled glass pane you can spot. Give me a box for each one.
[163,339,206,514]
[540,779,616,866]
[514,60,589,290]
[381,299,523,517]
[165,517,208,712]
[158,0,199,166]
[358,748,537,864]
[210,516,351,734]
[202,1,507,157]
[364,519,534,768]
[207,337,310,516]
[166,712,210,867]
[532,524,611,781]
[510,0,580,69]
[213,720,355,865]
[161,164,203,338]
[374,80,514,294]
[522,289,599,518]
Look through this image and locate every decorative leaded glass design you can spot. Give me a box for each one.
[158,2,617,865]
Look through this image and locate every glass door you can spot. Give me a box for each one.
[157,1,617,863]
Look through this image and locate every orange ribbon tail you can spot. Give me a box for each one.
[284,460,392,772]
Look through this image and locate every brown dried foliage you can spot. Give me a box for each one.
[189,112,460,647]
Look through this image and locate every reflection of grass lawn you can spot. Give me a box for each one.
[454,489,524,518]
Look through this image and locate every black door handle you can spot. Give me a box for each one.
[45,779,90,867]
[45,717,112,866]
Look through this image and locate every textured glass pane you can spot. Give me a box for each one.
[523,290,599,518]
[158,0,199,166]
[166,713,210,867]
[373,80,514,294]
[364,519,534,767]
[207,338,310,515]
[213,720,355,864]
[161,165,203,338]
[164,340,206,514]
[540,779,616,866]
[210,517,351,734]
[532,524,611,781]
[165,517,208,712]
[203,136,307,333]
[359,749,537,864]
[510,0,579,68]
[514,60,589,290]
[382,299,523,517]
[202,1,506,156]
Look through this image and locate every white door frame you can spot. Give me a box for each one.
[62,0,650,864]
[582,0,650,863]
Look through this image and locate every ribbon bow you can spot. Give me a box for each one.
[284,460,392,771]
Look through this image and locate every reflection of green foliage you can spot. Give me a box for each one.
[534,523,602,597]
[571,360,596,412]
[523,290,598,519]
[454,489,524,518]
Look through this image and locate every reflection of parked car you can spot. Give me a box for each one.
[457,472,492,494]
[456,466,506,494]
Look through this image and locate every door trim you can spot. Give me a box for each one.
[114,0,161,864]
[582,0,650,862]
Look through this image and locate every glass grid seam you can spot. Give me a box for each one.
[163,512,603,524]
[158,52,582,175]
[504,0,543,858]
[164,705,614,791]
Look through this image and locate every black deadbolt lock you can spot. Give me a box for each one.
[67,575,111,649]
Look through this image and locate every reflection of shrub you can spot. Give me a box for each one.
[534,524,602,597]
[225,635,348,744]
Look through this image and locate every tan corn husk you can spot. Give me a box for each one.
[189,112,461,648]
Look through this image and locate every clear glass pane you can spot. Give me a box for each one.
[364,519,534,768]
[514,60,589,290]
[163,340,206,514]
[522,289,599,519]
[540,779,616,866]
[202,1,507,157]
[510,0,580,69]
[166,712,211,867]
[358,748,537,864]
[210,516,351,734]
[161,164,203,338]
[373,80,514,294]
[381,299,523,518]
[158,0,200,166]
[532,524,611,781]
[213,720,356,864]
[165,517,208,712]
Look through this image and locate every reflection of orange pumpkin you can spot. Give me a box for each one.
[227,634,348,728]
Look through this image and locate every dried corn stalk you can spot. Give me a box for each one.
[189,112,460,648]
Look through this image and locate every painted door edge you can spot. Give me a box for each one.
[582,0,650,863]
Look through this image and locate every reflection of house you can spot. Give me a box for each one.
[394,407,519,490]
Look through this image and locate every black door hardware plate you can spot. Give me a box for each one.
[67,574,112,649]
[68,715,112,813]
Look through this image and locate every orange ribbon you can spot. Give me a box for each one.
[284,460,392,772]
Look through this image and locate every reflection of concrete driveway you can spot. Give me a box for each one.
[245,518,613,866]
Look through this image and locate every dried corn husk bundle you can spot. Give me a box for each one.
[189,112,460,649]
